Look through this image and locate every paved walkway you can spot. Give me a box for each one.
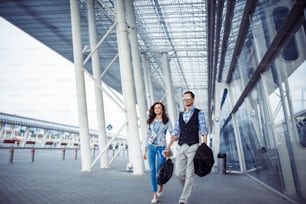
[0,148,295,204]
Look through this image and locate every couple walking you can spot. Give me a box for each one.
[143,91,208,204]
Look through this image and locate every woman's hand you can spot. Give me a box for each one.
[163,150,172,158]
[143,149,147,160]
[166,136,178,150]
[170,136,179,142]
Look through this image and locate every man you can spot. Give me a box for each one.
[167,91,208,204]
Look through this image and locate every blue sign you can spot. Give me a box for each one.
[107,124,113,131]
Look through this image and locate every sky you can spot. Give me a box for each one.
[0,17,125,132]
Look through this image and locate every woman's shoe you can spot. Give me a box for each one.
[157,191,163,197]
[151,198,158,203]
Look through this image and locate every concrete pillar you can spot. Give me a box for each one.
[178,87,184,111]
[162,52,176,125]
[87,0,109,168]
[69,0,92,172]
[125,0,148,150]
[142,55,154,107]
[41,131,48,148]
[114,0,144,175]
[0,126,4,141]
[213,82,223,165]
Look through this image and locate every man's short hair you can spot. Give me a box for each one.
[184,91,194,98]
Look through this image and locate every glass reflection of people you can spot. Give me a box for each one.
[144,102,172,203]
[167,91,208,204]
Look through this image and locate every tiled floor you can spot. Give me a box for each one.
[0,148,294,204]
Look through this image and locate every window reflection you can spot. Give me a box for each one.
[273,6,298,61]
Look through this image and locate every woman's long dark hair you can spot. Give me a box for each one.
[147,102,169,125]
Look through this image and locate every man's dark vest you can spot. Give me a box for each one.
[178,108,200,146]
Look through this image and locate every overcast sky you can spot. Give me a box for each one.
[0,17,125,132]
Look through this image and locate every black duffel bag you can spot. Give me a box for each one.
[157,158,174,185]
[193,143,214,177]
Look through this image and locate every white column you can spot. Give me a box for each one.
[141,55,151,170]
[178,87,184,111]
[162,52,176,125]
[213,82,223,165]
[21,128,28,147]
[0,126,4,141]
[115,0,144,175]
[41,131,48,148]
[87,0,109,168]
[69,0,92,172]
[142,55,154,107]
[125,0,148,149]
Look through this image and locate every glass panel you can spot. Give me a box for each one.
[287,61,306,147]
[219,88,240,171]
[250,2,296,64]
[229,75,243,108]
[236,104,258,170]
[220,119,240,171]
[240,82,284,192]
[251,27,306,201]
[220,89,230,121]
[272,6,298,61]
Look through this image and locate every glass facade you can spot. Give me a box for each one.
[217,1,306,203]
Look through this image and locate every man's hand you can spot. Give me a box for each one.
[202,134,207,144]
[170,136,179,142]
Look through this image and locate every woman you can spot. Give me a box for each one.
[144,102,172,203]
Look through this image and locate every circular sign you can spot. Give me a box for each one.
[107,124,113,131]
